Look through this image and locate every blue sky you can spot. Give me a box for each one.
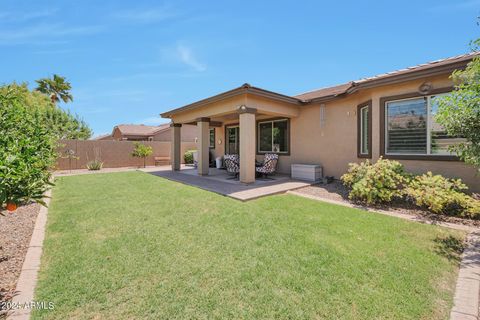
[1,0,479,137]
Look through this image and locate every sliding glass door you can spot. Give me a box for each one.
[225,125,239,155]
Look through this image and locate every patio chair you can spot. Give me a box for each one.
[224,154,240,179]
[256,153,278,179]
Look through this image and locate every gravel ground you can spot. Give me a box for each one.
[296,180,480,228]
[0,203,40,317]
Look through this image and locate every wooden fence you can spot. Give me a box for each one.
[56,140,197,170]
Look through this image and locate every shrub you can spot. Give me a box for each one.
[404,172,480,218]
[341,158,407,204]
[184,150,196,164]
[0,87,56,206]
[131,143,153,168]
[86,160,103,171]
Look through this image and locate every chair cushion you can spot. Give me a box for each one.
[256,153,278,174]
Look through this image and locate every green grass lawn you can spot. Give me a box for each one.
[33,171,465,319]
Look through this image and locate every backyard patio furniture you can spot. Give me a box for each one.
[256,153,278,179]
[224,154,240,179]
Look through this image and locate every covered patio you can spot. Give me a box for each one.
[161,83,303,184]
[149,166,311,201]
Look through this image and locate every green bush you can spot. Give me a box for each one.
[0,87,56,206]
[0,82,91,208]
[404,172,480,218]
[341,158,408,204]
[86,160,103,171]
[184,150,196,164]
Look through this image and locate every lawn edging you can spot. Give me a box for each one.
[287,190,480,320]
[450,231,480,320]
[6,188,52,320]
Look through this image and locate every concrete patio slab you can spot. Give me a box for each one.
[149,168,311,201]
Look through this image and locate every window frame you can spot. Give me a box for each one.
[256,118,290,155]
[224,124,239,155]
[379,87,459,161]
[209,128,215,149]
[357,100,372,158]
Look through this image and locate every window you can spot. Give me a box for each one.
[357,101,371,158]
[209,128,215,149]
[225,126,239,154]
[257,119,289,154]
[384,92,463,157]
[429,93,465,155]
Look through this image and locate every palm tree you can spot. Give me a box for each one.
[35,74,73,104]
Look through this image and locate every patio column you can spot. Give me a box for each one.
[170,123,182,171]
[197,117,210,175]
[238,105,256,184]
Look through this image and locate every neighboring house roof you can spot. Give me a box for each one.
[161,52,480,119]
[114,123,171,137]
[92,134,112,140]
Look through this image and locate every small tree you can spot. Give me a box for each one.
[131,143,153,168]
[435,38,480,172]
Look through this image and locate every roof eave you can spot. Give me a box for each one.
[161,84,303,118]
[353,60,469,91]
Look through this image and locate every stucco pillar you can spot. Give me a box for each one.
[238,106,256,184]
[170,123,182,171]
[197,118,210,175]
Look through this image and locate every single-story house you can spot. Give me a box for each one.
[95,123,197,142]
[161,52,480,192]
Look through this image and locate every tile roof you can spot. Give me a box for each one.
[295,82,353,101]
[295,52,480,101]
[115,123,170,136]
[91,133,112,140]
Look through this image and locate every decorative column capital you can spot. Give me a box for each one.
[196,117,211,122]
[237,105,257,114]
[170,123,182,128]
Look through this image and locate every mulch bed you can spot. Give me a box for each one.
[0,203,40,318]
[296,180,480,228]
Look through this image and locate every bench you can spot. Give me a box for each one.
[154,157,170,166]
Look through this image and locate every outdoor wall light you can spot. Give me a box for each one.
[218,139,222,145]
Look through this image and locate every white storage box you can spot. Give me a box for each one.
[291,164,323,182]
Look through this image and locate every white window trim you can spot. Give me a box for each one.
[359,106,369,155]
[257,119,289,154]
[384,94,453,156]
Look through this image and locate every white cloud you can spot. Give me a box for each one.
[0,8,58,23]
[429,0,480,11]
[140,116,170,126]
[112,6,176,24]
[176,44,207,72]
[0,23,104,45]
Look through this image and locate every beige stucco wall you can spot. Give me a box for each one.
[284,74,479,192]
[166,74,479,192]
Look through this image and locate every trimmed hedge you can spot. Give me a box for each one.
[184,150,197,164]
